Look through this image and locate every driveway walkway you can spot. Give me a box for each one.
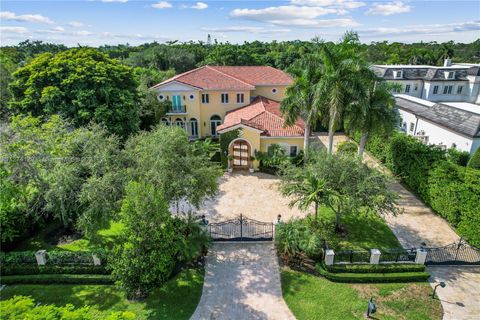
[179,171,307,223]
[190,242,295,320]
[310,133,480,320]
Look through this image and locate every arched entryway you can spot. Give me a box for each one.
[229,139,251,169]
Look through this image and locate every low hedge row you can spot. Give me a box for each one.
[325,263,425,274]
[1,264,109,276]
[0,274,113,285]
[316,264,430,283]
[0,250,108,265]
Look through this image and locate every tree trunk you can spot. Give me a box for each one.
[327,112,336,154]
[335,212,340,231]
[314,201,318,222]
[303,122,311,161]
[358,132,368,158]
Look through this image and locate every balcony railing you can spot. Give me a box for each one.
[167,105,187,114]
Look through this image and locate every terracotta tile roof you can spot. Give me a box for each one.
[217,96,304,137]
[152,65,292,90]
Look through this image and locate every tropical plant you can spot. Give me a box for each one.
[281,52,324,159]
[174,212,211,263]
[345,71,399,157]
[275,219,322,264]
[336,141,358,156]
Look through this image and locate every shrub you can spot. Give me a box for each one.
[325,263,425,274]
[47,251,95,265]
[336,141,358,156]
[316,264,430,283]
[467,147,480,169]
[1,251,37,265]
[0,296,134,319]
[447,148,470,166]
[0,274,113,285]
[1,265,109,276]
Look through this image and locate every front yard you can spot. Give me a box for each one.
[0,268,204,320]
[281,268,442,320]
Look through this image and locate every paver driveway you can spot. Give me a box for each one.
[188,171,307,223]
[190,242,295,320]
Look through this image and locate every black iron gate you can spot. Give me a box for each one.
[208,214,274,241]
[425,239,480,266]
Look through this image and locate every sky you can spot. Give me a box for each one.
[1,0,479,46]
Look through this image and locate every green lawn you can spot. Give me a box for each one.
[12,222,124,252]
[0,268,204,320]
[281,268,442,320]
[317,206,402,250]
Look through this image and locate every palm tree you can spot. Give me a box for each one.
[314,32,365,154]
[281,54,324,160]
[346,71,399,158]
[280,171,329,222]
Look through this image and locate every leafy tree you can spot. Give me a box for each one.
[467,147,480,169]
[112,182,179,300]
[9,48,140,138]
[125,125,221,212]
[286,150,401,231]
[336,140,358,156]
[345,71,399,158]
[281,53,324,158]
[280,170,330,221]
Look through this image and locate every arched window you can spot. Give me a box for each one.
[210,115,222,136]
[175,118,184,129]
[189,118,198,138]
[161,118,170,126]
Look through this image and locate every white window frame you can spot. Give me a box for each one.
[201,93,209,104]
[445,71,455,79]
[405,85,411,93]
[158,94,165,102]
[393,70,403,79]
[236,93,244,104]
[188,93,195,101]
[221,93,229,104]
[409,122,415,132]
[289,146,298,157]
[433,85,439,94]
[457,86,463,95]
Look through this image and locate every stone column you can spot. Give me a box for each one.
[92,254,101,266]
[415,248,428,264]
[35,250,47,265]
[370,249,381,264]
[325,250,335,266]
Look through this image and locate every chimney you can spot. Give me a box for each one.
[444,58,452,67]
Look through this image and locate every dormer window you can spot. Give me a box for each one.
[445,71,455,79]
[393,70,403,79]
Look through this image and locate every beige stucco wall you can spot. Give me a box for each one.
[252,85,288,101]
[260,137,304,155]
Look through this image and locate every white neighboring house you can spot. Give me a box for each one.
[396,94,480,155]
[372,59,480,104]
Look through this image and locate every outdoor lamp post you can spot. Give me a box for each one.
[432,282,446,299]
[366,297,376,318]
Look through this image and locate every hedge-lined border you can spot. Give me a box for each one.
[1,265,109,276]
[0,274,113,285]
[325,263,425,274]
[316,264,430,283]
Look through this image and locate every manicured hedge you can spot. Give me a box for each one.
[0,274,113,285]
[365,132,480,246]
[316,264,430,283]
[1,265,109,276]
[325,263,425,274]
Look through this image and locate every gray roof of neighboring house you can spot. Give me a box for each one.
[372,65,471,81]
[396,97,480,138]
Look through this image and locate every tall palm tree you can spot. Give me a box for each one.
[346,70,399,158]
[281,54,323,160]
[314,32,365,154]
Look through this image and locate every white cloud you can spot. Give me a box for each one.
[0,26,29,34]
[0,11,54,24]
[366,1,411,16]
[152,1,172,9]
[201,26,290,34]
[291,0,365,9]
[101,0,128,3]
[361,20,480,36]
[68,21,85,28]
[190,2,208,10]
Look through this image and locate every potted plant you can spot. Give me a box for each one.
[227,154,234,173]
[249,155,256,173]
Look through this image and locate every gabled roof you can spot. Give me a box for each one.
[152,65,292,90]
[217,96,304,137]
[396,96,480,138]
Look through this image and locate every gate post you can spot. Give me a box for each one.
[240,214,243,241]
[370,249,381,264]
[415,248,428,265]
[325,250,335,266]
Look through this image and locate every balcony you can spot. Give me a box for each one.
[166,104,187,115]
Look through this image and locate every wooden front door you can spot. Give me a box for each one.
[231,140,250,168]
